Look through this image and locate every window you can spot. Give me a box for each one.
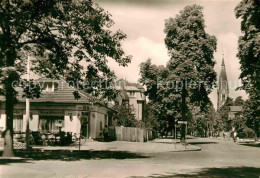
[82,112,89,117]
[39,116,64,133]
[105,114,108,125]
[222,93,225,100]
[42,82,58,92]
[129,91,135,96]
[43,83,52,92]
[100,121,103,131]
[13,115,23,132]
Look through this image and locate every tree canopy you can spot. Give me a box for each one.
[0,0,131,97]
[235,0,260,138]
[0,0,131,156]
[217,97,234,129]
[243,88,260,138]
[234,96,244,106]
[235,0,260,93]
[140,5,217,140]
[112,103,139,127]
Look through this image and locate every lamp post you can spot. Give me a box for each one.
[25,55,31,150]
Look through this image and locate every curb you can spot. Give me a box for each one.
[0,157,32,161]
[170,148,201,152]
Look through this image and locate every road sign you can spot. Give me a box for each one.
[178,121,187,124]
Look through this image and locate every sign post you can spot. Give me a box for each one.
[178,121,187,124]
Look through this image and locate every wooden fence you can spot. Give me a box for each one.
[109,126,156,142]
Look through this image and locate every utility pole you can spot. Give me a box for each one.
[25,55,30,150]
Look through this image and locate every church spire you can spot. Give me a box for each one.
[221,53,225,68]
[217,53,229,110]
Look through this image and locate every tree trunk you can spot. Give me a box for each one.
[2,0,17,157]
[180,124,186,141]
[180,81,187,142]
[255,121,259,141]
[2,74,15,157]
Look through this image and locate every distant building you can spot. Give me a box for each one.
[115,79,146,121]
[217,56,229,110]
[227,106,243,131]
[0,78,114,139]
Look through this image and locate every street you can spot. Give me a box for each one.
[0,137,260,177]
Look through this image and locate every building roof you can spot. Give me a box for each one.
[219,69,228,82]
[230,106,243,112]
[0,78,90,104]
[116,79,144,91]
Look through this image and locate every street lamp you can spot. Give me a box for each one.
[25,55,31,150]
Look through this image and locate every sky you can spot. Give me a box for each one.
[94,0,248,109]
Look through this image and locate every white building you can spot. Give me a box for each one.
[115,79,146,121]
[0,78,114,139]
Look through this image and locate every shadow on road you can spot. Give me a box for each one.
[0,158,29,165]
[188,142,218,145]
[240,143,260,148]
[157,137,197,140]
[133,167,260,177]
[0,150,149,165]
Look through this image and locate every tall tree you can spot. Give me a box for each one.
[190,101,216,137]
[140,59,180,137]
[243,88,260,138]
[143,102,159,130]
[214,112,225,136]
[217,97,234,131]
[235,0,260,138]
[112,103,138,127]
[140,5,217,141]
[164,4,217,141]
[0,0,131,157]
[235,0,260,93]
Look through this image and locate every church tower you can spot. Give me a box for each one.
[217,55,229,110]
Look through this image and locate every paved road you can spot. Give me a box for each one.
[0,137,260,177]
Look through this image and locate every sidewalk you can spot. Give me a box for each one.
[27,139,201,153]
[208,136,260,143]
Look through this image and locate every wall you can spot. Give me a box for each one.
[24,115,39,132]
[89,112,97,138]
[22,110,39,132]
[0,103,111,139]
[95,112,105,138]
[113,126,156,142]
[128,91,144,121]
[0,113,6,131]
[64,111,80,134]
[137,102,142,121]
[87,105,109,139]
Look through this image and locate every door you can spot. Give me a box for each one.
[81,116,90,138]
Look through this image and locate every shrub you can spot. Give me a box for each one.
[243,127,255,138]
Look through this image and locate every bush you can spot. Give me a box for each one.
[237,131,246,139]
[243,127,255,138]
